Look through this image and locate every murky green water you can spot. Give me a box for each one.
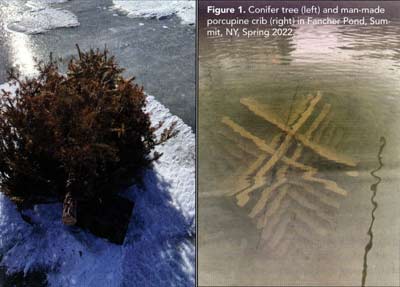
[199,9,400,286]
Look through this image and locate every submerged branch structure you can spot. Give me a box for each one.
[220,92,359,255]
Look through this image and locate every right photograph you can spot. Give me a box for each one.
[198,1,400,286]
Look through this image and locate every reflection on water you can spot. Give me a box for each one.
[199,8,400,286]
[1,0,38,77]
[8,31,37,76]
[362,136,386,287]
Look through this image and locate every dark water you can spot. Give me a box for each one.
[199,4,400,286]
[0,0,195,128]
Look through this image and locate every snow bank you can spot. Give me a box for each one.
[26,0,71,9]
[113,0,195,25]
[0,83,195,287]
[7,7,79,34]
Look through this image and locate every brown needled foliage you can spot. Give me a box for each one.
[0,45,177,211]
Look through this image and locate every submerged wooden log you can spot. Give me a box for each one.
[261,199,290,239]
[240,96,322,209]
[288,180,340,209]
[62,192,77,226]
[240,97,358,167]
[217,128,260,158]
[244,103,336,216]
[221,117,314,172]
[225,154,268,196]
[256,185,288,229]
[252,93,321,179]
[225,133,282,197]
[221,93,358,254]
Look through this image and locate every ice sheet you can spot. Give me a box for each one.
[113,0,195,25]
[7,7,79,34]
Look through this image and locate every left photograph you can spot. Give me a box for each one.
[0,0,195,286]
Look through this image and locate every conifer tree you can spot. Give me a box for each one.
[0,46,176,218]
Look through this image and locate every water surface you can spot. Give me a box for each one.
[199,2,400,285]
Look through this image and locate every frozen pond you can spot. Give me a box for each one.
[0,0,195,128]
[0,0,195,286]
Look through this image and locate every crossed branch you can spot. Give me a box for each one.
[221,93,359,253]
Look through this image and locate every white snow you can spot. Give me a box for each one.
[29,0,70,3]
[113,0,195,25]
[7,7,80,34]
[0,83,17,96]
[26,0,71,9]
[0,83,195,287]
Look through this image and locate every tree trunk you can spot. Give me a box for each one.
[62,191,77,225]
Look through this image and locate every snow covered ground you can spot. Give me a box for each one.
[5,0,195,35]
[5,0,79,34]
[26,0,71,9]
[6,7,79,34]
[112,0,195,25]
[0,83,195,286]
